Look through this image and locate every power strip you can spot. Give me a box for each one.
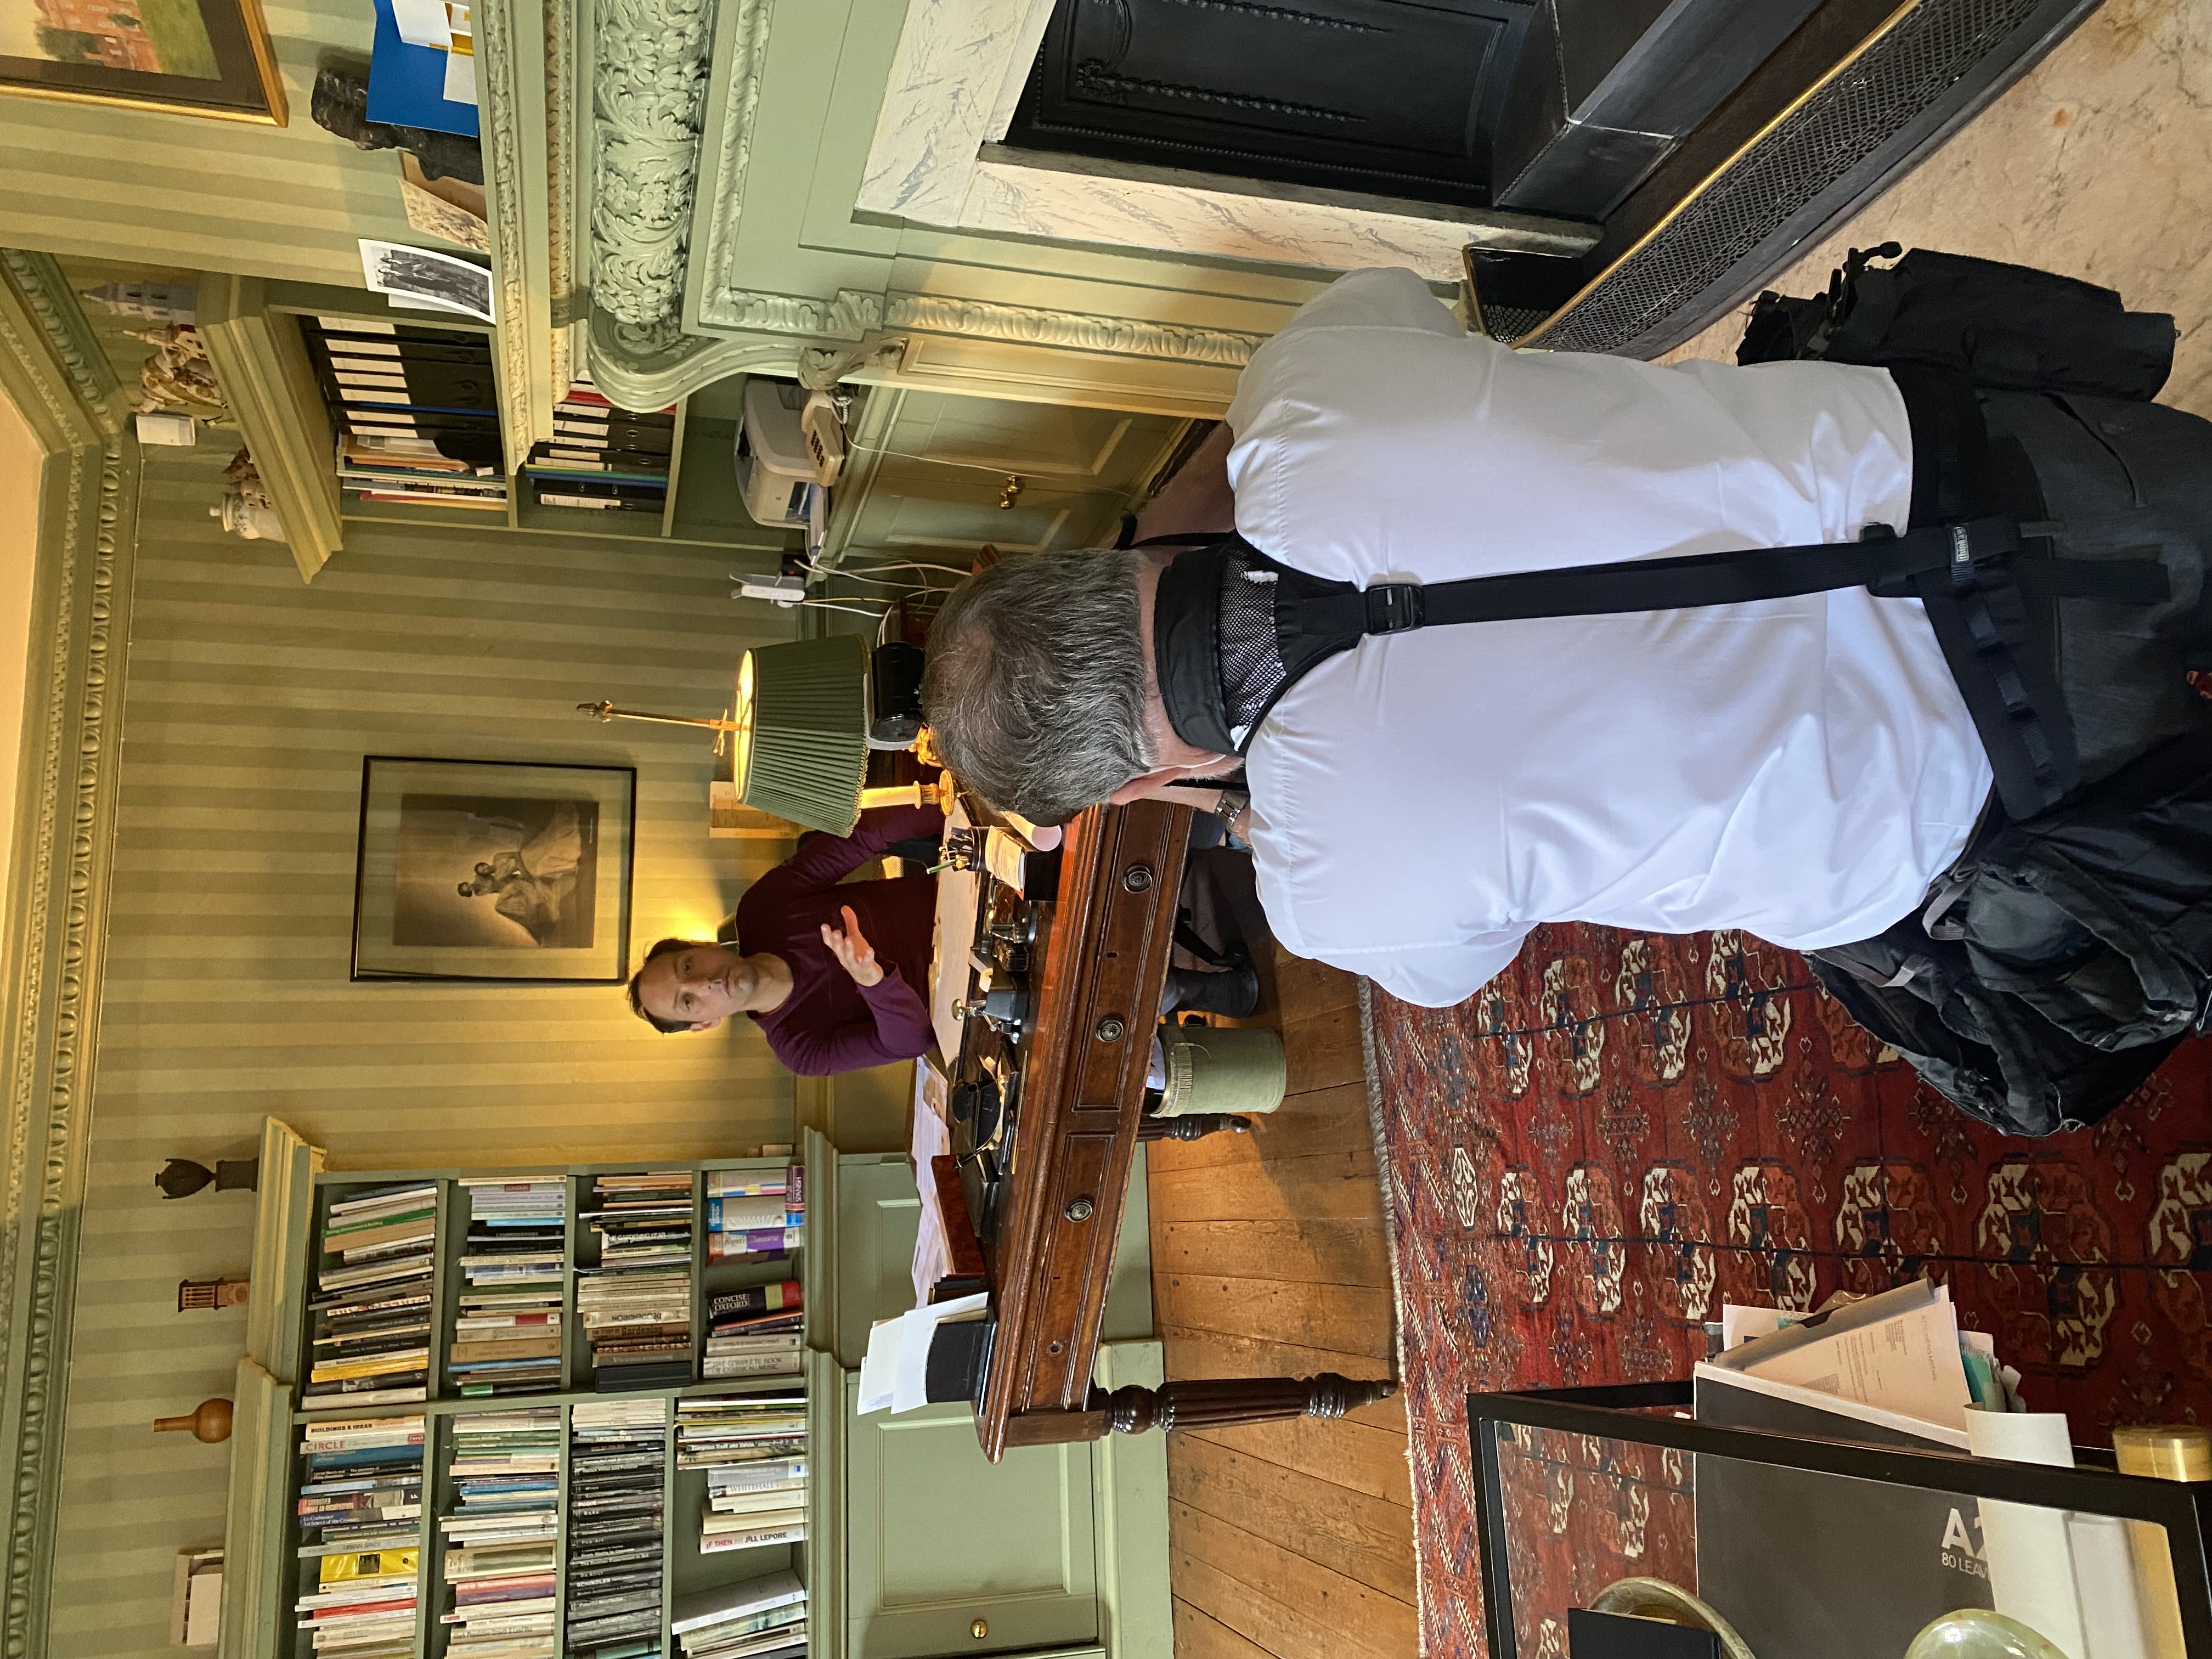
[734,572,809,606]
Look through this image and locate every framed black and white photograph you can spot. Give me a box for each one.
[357,237,496,323]
[351,756,635,983]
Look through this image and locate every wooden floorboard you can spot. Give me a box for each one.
[1151,944,1418,1656]
[1172,1500,1422,1659]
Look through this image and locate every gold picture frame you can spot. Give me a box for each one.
[0,0,288,125]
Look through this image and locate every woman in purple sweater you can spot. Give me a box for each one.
[627,804,943,1075]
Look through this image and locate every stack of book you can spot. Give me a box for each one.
[302,314,509,513]
[676,1393,808,1555]
[306,1182,440,1410]
[578,1171,696,1390]
[702,1279,803,1381]
[668,1569,806,1659]
[705,1165,803,1265]
[522,376,675,517]
[451,1177,568,1397]
[563,1398,670,1659]
[439,1408,563,1658]
[292,1414,425,1657]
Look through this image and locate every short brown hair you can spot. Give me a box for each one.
[626,937,712,1034]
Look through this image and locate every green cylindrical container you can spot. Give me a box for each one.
[1159,1025,1286,1118]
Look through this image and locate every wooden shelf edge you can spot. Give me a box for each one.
[217,1358,292,1659]
[198,275,345,583]
[244,1116,324,1381]
[806,1348,847,1657]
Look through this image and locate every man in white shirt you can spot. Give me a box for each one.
[920,267,2203,1009]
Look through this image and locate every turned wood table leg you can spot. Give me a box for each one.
[1137,1113,1251,1142]
[1089,1373,1395,1435]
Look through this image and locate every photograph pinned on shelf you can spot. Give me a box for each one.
[0,0,285,121]
[352,757,636,983]
[357,237,495,324]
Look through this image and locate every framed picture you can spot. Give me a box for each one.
[0,0,287,124]
[351,757,636,984]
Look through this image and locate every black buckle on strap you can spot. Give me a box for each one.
[1363,583,1425,635]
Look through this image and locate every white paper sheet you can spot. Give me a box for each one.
[909,1064,951,1307]
[390,0,450,48]
[441,47,477,106]
[890,1291,990,1413]
[1720,1302,1790,1350]
[1737,1294,1974,1432]
[2068,1513,2154,1659]
[857,1318,900,1414]
[1967,1409,2090,1658]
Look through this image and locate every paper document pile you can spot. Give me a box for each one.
[1696,1279,2154,1659]
[857,1292,989,1415]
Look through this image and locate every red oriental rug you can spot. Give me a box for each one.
[1360,922,2212,1659]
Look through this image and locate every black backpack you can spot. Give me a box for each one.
[1740,246,2199,1133]
[1737,242,2178,399]
[1808,733,2212,1136]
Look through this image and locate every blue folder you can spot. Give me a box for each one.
[366,0,480,139]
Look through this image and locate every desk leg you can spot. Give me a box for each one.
[1136,1114,1251,1142]
[1090,1374,1395,1435]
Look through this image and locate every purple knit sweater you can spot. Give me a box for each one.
[737,805,943,1076]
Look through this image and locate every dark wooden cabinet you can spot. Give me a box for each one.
[1006,0,1535,208]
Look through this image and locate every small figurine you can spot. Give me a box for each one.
[155,1158,259,1200]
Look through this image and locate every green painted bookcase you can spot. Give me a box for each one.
[218,1119,1169,1659]
[218,1119,843,1659]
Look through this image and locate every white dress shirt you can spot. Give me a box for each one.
[1224,267,1994,1008]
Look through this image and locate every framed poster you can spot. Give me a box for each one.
[0,0,287,124]
[351,757,636,984]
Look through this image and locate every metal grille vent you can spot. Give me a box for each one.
[1532,0,2049,356]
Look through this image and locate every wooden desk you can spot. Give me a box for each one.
[954,799,1393,1461]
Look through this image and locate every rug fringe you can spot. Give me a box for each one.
[1358,976,1438,1659]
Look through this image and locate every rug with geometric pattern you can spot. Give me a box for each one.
[1362,921,2212,1658]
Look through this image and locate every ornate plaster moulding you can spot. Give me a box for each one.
[476,0,572,458]
[0,249,136,1659]
[857,0,1597,281]
[584,300,808,411]
[882,294,1264,368]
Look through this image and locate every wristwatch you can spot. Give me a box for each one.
[1214,787,1251,840]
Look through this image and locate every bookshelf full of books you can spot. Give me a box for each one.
[271,301,803,557]
[279,1149,824,1659]
[301,313,511,522]
[519,379,680,532]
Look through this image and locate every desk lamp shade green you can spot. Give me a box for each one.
[730,635,871,835]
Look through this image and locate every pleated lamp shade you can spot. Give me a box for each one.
[730,635,871,834]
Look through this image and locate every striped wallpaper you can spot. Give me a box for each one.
[46,441,807,1656]
[0,0,418,287]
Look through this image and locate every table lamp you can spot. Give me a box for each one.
[580,636,952,836]
[727,635,871,834]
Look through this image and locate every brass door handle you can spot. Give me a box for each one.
[997,474,1023,509]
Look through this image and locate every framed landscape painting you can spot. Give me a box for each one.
[351,757,637,984]
[0,0,287,123]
